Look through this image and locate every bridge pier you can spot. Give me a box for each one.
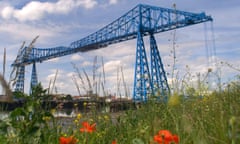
[30,62,38,93]
[149,34,170,101]
[15,66,25,92]
[133,32,153,102]
[133,33,170,102]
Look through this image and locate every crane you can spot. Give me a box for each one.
[11,4,212,102]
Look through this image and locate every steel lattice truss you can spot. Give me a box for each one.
[13,4,212,66]
[11,4,212,101]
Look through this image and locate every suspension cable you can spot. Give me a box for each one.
[204,22,210,67]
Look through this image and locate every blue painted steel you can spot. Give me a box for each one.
[15,66,25,92]
[133,31,153,102]
[150,34,170,101]
[12,4,212,66]
[11,4,213,98]
[30,62,38,89]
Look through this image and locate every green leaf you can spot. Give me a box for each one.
[10,108,26,118]
[132,138,144,144]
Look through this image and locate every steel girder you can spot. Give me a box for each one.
[12,4,212,66]
[15,66,25,92]
[133,33,170,102]
[30,63,38,89]
[150,34,170,101]
[133,32,152,102]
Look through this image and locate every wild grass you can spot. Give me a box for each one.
[0,73,12,102]
[0,77,239,144]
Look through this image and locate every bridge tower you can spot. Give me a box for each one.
[15,66,25,92]
[150,34,170,101]
[30,63,38,89]
[133,31,153,102]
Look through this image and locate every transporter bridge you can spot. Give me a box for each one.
[11,4,212,102]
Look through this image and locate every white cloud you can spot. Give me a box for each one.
[0,0,98,21]
[45,57,60,63]
[0,23,54,42]
[109,0,118,5]
[81,61,92,67]
[104,60,121,73]
[71,54,83,61]
[43,69,76,94]
[1,6,14,19]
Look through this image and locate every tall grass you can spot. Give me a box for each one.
[0,74,12,102]
[0,78,239,143]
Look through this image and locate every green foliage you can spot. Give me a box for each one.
[0,79,240,144]
[0,84,59,144]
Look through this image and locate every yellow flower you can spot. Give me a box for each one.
[104,115,110,121]
[96,131,106,138]
[74,119,79,124]
[83,102,87,107]
[229,116,236,127]
[42,116,51,121]
[168,93,180,107]
[61,133,67,137]
[98,116,102,120]
[89,118,94,123]
[51,109,56,114]
[77,113,82,120]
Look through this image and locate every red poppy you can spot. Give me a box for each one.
[59,136,77,144]
[112,139,117,144]
[80,121,96,133]
[153,130,179,144]
[158,130,173,141]
[154,135,163,143]
[172,135,179,143]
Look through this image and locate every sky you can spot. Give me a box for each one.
[0,0,240,97]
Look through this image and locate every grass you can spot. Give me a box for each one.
[0,77,240,144]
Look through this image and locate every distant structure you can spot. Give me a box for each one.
[11,4,212,102]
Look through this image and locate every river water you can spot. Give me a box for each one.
[0,109,81,120]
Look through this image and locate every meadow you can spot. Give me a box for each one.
[0,76,240,144]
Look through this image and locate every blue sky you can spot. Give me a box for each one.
[0,0,240,96]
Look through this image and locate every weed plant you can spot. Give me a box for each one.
[0,79,240,143]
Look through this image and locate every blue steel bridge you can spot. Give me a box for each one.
[10,4,212,102]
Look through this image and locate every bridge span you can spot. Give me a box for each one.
[10,4,212,102]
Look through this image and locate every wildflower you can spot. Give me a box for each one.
[172,135,179,143]
[98,116,102,120]
[229,116,236,126]
[42,116,51,121]
[96,132,102,138]
[154,135,163,143]
[74,119,78,124]
[112,139,117,144]
[80,121,96,133]
[89,118,94,123]
[168,93,180,107]
[51,109,56,114]
[153,130,179,144]
[77,113,82,120]
[158,130,173,141]
[61,133,67,137]
[59,136,77,144]
[104,115,110,121]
